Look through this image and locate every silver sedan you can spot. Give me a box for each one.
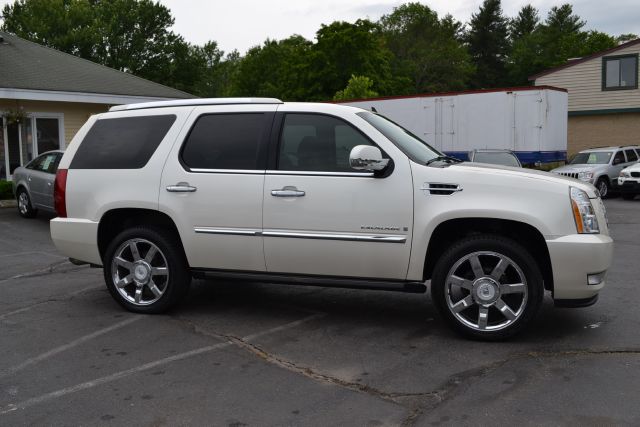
[11,150,64,218]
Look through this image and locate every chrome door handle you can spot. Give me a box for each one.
[166,182,197,193]
[271,186,305,197]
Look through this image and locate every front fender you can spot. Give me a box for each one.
[407,162,577,280]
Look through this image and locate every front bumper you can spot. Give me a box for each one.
[50,217,102,266]
[617,177,640,193]
[546,233,613,300]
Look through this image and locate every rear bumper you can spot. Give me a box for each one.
[546,233,613,301]
[50,217,102,266]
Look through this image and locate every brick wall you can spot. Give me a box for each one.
[568,113,640,155]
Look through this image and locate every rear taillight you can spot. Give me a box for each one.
[54,169,68,218]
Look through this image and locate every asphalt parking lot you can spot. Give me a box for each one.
[1,199,639,426]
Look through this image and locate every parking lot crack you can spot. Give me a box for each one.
[0,260,86,284]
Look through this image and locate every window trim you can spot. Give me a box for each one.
[179,112,274,173]
[267,111,393,178]
[602,54,639,91]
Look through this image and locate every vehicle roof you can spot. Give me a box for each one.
[470,149,516,153]
[580,146,640,153]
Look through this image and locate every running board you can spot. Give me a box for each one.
[191,269,427,293]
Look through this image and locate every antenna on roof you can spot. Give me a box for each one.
[371,107,377,113]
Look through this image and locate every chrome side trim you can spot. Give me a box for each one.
[193,227,406,243]
[262,230,406,243]
[266,170,374,177]
[194,227,260,236]
[189,168,265,174]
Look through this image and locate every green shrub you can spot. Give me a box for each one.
[0,180,14,200]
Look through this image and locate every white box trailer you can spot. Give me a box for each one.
[338,86,568,165]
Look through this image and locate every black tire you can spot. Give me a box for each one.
[430,234,544,341]
[103,226,191,314]
[596,178,611,199]
[16,188,38,218]
[622,193,636,200]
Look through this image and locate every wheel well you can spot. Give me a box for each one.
[97,209,186,264]
[423,218,554,292]
[15,184,26,196]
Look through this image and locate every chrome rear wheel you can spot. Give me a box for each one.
[111,238,169,306]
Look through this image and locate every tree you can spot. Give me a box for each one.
[616,33,638,44]
[230,35,313,100]
[379,3,473,93]
[333,75,378,101]
[307,19,393,100]
[507,4,616,85]
[509,5,539,40]
[466,0,510,88]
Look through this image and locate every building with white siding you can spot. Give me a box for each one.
[530,38,640,155]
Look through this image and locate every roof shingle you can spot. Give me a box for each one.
[0,31,195,99]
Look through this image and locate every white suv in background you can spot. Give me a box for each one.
[50,98,613,340]
[618,162,640,200]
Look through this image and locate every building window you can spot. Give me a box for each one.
[603,54,638,90]
[1,113,65,180]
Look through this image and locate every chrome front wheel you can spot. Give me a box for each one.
[17,189,37,218]
[431,235,543,340]
[445,251,528,331]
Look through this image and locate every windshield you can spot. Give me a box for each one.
[473,152,520,167]
[570,151,612,165]
[357,111,441,164]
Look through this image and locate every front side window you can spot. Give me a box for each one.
[357,111,441,164]
[603,55,638,90]
[278,114,374,172]
[570,151,612,165]
[182,113,267,170]
[613,151,626,164]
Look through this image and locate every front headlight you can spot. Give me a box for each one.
[570,187,599,234]
[620,170,631,178]
[577,171,594,181]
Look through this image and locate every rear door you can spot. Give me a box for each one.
[159,105,276,272]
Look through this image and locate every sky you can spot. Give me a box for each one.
[158,0,640,54]
[1,0,639,54]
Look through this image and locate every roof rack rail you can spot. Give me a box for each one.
[110,97,283,112]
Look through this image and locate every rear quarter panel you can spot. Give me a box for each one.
[61,107,194,221]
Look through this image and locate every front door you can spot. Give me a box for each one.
[262,112,414,280]
[27,152,60,209]
[159,105,276,272]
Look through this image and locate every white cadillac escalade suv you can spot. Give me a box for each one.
[49,98,613,340]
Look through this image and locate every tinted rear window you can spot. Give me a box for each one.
[70,115,176,169]
[181,113,267,170]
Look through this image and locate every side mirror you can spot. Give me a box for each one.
[613,157,623,165]
[349,145,389,172]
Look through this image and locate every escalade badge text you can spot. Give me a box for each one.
[361,226,402,231]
